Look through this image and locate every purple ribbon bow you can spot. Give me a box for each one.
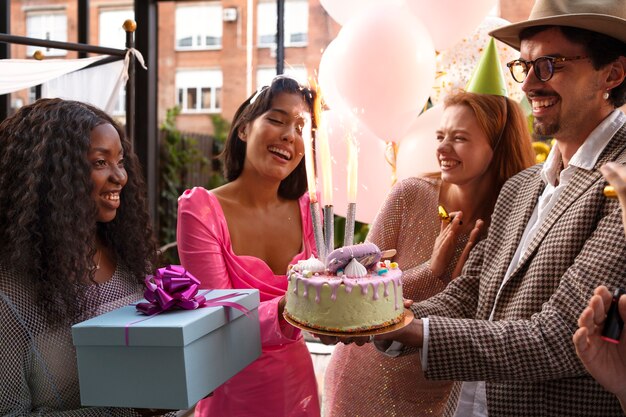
[126,265,254,346]
[136,265,207,315]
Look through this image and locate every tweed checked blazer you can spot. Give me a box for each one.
[409,123,626,417]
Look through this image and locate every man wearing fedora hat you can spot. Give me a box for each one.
[366,0,626,416]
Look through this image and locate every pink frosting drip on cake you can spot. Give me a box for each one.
[289,272,402,310]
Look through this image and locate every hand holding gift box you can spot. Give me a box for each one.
[72,266,261,410]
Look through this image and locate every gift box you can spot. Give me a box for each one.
[72,288,261,410]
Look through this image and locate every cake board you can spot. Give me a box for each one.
[283,308,413,337]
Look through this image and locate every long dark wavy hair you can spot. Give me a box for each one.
[0,98,156,324]
[221,75,316,199]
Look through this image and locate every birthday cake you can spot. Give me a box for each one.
[284,243,404,332]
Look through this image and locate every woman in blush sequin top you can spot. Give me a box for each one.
[177,76,321,417]
[323,91,535,417]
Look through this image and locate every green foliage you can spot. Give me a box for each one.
[354,221,370,244]
[158,106,209,264]
[211,114,230,144]
[206,114,229,190]
[333,215,370,247]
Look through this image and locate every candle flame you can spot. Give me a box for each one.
[311,78,333,206]
[302,112,317,203]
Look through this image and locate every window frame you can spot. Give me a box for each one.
[98,7,135,49]
[176,69,223,114]
[26,10,68,57]
[257,0,308,49]
[175,3,223,51]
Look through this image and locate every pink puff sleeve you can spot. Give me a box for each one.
[177,187,231,290]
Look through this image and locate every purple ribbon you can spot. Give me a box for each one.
[136,265,207,315]
[124,265,253,346]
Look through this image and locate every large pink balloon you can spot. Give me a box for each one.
[332,4,436,142]
[405,0,497,51]
[318,39,349,114]
[319,0,399,26]
[396,105,444,180]
[319,110,394,224]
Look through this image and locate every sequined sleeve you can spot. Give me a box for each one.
[367,177,466,303]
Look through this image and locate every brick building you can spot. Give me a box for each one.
[5,0,534,134]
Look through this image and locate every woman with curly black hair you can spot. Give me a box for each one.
[0,98,158,415]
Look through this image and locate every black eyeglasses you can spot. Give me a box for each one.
[506,55,588,83]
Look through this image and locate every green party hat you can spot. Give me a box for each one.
[465,37,508,97]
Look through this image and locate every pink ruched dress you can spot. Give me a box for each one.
[177,187,320,417]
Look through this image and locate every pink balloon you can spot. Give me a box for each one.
[396,105,444,180]
[405,0,497,51]
[318,40,350,113]
[332,4,436,142]
[319,110,394,224]
[319,0,399,26]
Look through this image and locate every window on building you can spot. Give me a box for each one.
[99,8,135,48]
[176,69,223,113]
[257,0,308,48]
[26,10,67,57]
[256,66,309,90]
[176,3,223,50]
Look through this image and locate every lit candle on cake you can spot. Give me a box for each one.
[344,130,358,246]
[314,86,334,259]
[303,112,325,260]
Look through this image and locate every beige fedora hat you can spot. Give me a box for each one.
[490,0,626,50]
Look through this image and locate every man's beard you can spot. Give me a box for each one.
[533,116,559,137]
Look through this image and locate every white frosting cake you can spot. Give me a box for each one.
[284,246,404,332]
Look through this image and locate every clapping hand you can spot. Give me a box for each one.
[451,219,484,279]
[430,211,484,280]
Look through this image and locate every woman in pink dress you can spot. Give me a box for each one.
[177,76,321,417]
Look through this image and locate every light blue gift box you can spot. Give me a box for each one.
[71,289,261,410]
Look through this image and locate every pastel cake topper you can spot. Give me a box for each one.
[326,243,397,273]
[465,37,508,97]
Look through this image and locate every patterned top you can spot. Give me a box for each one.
[324,177,470,417]
[0,263,145,416]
